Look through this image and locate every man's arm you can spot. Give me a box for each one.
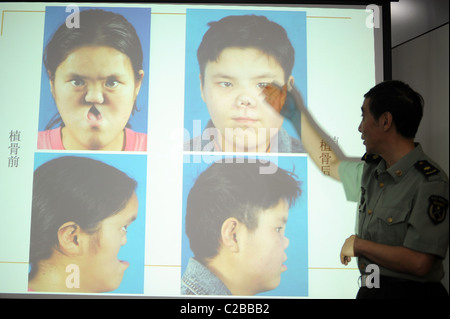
[264,83,348,181]
[341,235,435,277]
[300,112,342,180]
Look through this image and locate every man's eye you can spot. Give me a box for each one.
[218,82,233,88]
[276,227,283,233]
[70,79,85,87]
[105,80,119,88]
[121,225,128,232]
[257,82,270,89]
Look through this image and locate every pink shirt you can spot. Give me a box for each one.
[37,127,147,151]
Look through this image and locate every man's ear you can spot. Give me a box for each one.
[220,217,240,253]
[380,112,393,132]
[57,222,84,256]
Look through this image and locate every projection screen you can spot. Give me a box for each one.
[0,1,390,299]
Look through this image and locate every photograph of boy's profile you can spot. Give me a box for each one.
[181,156,308,296]
[28,154,147,294]
[37,7,150,151]
[183,10,307,153]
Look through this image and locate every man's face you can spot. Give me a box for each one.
[237,200,290,295]
[358,98,384,154]
[200,47,292,152]
[78,193,138,292]
[50,46,143,151]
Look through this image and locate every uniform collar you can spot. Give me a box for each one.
[376,144,424,182]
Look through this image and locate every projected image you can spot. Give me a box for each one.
[181,156,308,296]
[28,154,147,294]
[0,1,384,299]
[37,7,151,151]
[183,10,307,153]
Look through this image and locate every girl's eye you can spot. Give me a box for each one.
[257,82,270,89]
[105,80,119,88]
[276,227,283,233]
[218,82,233,88]
[121,225,128,232]
[70,79,85,87]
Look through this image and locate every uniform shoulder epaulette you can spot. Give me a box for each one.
[361,153,382,164]
[414,160,440,177]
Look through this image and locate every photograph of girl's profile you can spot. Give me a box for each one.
[37,7,150,151]
[28,154,147,294]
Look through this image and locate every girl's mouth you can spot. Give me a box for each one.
[87,106,102,122]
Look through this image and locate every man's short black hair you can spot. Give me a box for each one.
[364,80,424,138]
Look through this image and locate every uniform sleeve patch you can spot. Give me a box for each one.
[428,195,448,224]
[415,160,440,177]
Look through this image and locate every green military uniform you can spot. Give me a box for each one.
[339,144,449,285]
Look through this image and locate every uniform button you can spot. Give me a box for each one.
[368,209,373,215]
[387,217,393,223]
[395,170,402,177]
[379,182,384,188]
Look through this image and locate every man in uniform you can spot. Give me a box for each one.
[265,80,449,298]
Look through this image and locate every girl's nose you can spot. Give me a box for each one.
[85,85,104,104]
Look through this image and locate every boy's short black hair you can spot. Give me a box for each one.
[185,159,301,264]
[197,15,295,83]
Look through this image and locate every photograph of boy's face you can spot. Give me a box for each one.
[200,47,293,152]
[233,199,290,294]
[50,46,143,151]
[181,156,308,297]
[184,10,307,153]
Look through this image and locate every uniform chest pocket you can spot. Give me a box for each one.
[373,207,410,246]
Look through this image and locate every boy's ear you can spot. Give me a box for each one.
[287,75,295,91]
[199,74,206,102]
[57,222,84,256]
[220,217,240,253]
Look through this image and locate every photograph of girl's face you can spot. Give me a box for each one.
[50,45,144,151]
